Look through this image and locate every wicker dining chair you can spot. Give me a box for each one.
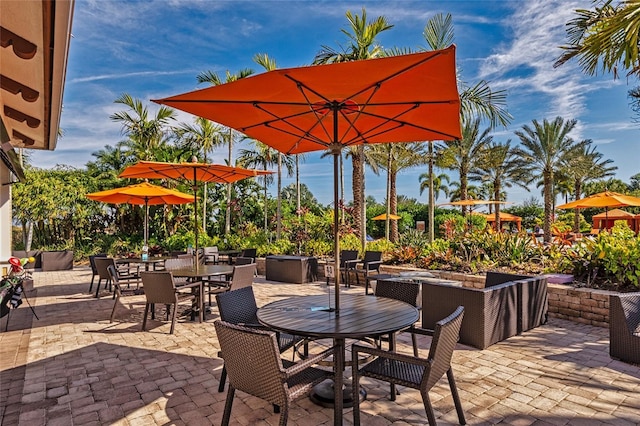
[207,262,255,306]
[352,306,466,426]
[88,253,107,293]
[107,264,144,322]
[215,285,306,393]
[140,271,202,334]
[93,257,140,298]
[214,320,335,426]
[374,279,421,357]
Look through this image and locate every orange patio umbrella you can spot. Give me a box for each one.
[557,191,640,231]
[152,47,461,312]
[86,182,195,247]
[119,160,272,256]
[372,213,401,221]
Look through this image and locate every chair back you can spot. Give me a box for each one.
[239,248,257,260]
[425,306,464,390]
[229,263,255,291]
[94,257,115,280]
[340,250,359,267]
[363,250,382,264]
[203,246,219,263]
[214,320,287,406]
[375,279,420,307]
[89,254,107,274]
[215,286,259,325]
[106,264,122,292]
[140,272,177,305]
[235,256,254,266]
[164,258,192,271]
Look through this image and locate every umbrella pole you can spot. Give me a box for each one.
[144,198,149,247]
[193,169,199,268]
[333,148,340,315]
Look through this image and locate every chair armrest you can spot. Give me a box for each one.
[409,326,434,337]
[176,282,202,291]
[352,343,429,368]
[343,259,360,268]
[364,260,383,270]
[282,346,337,379]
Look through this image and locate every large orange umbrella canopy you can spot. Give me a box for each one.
[556,191,640,209]
[152,48,461,312]
[152,47,461,154]
[87,182,195,246]
[118,160,271,183]
[86,182,195,205]
[118,161,271,256]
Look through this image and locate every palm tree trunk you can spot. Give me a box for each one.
[494,184,501,231]
[276,153,282,239]
[352,146,365,248]
[428,143,435,243]
[385,150,392,240]
[225,128,233,234]
[390,170,398,242]
[264,174,268,234]
[573,180,582,233]
[543,172,553,243]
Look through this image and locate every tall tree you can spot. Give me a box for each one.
[197,68,254,234]
[471,140,530,230]
[416,13,512,241]
[556,1,640,119]
[313,8,393,249]
[514,117,582,242]
[561,141,617,231]
[237,141,277,234]
[368,143,425,241]
[252,53,297,239]
[174,117,225,231]
[440,118,493,214]
[110,94,176,162]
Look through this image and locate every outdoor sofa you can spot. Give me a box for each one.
[415,271,548,349]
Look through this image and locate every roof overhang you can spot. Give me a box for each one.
[1,0,74,155]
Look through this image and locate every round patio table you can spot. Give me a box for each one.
[257,293,419,426]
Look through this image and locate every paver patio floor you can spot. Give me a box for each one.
[1,268,639,425]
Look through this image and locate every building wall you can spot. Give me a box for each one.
[0,164,13,262]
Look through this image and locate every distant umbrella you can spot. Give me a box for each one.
[372,213,401,221]
[86,182,195,246]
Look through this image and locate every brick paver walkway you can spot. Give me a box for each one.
[1,268,639,425]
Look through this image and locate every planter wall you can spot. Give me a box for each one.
[261,258,617,328]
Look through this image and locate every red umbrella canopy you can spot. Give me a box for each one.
[152,47,461,154]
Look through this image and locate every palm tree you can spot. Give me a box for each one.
[174,117,225,231]
[556,2,640,119]
[368,143,425,241]
[417,13,512,242]
[252,53,297,239]
[313,8,393,249]
[419,172,450,201]
[110,94,176,161]
[197,68,254,234]
[237,142,277,235]
[561,141,617,232]
[471,140,530,230]
[514,117,583,242]
[439,118,493,214]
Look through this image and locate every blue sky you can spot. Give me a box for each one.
[33,0,640,208]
